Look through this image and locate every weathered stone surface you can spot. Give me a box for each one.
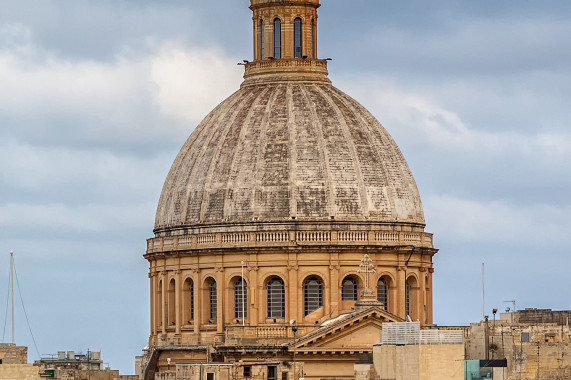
[155,81,425,233]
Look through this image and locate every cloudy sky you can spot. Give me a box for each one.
[1,0,570,374]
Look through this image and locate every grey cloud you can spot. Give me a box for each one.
[2,0,571,373]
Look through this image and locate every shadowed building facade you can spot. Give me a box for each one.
[142,0,436,378]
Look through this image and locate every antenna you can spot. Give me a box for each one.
[482,262,485,321]
[241,261,245,327]
[10,251,14,344]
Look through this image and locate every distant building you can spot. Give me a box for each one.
[0,344,40,380]
[0,343,27,365]
[465,308,571,379]
[372,322,465,380]
[34,350,138,380]
[35,350,103,372]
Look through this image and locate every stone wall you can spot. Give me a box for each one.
[465,318,571,380]
[419,344,464,380]
[516,308,571,326]
[0,364,41,380]
[0,343,27,364]
[373,343,463,380]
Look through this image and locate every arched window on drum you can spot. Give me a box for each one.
[209,279,217,321]
[304,276,323,315]
[267,277,285,318]
[377,277,388,311]
[234,277,247,320]
[341,276,358,301]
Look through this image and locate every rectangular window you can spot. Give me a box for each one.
[273,19,282,59]
[260,20,265,60]
[521,332,529,342]
[294,18,302,58]
[209,280,217,320]
[206,373,214,380]
[244,365,252,378]
[268,366,277,380]
[282,371,288,380]
[235,279,247,319]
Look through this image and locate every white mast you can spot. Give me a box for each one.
[10,251,14,344]
[241,261,245,327]
[482,261,485,322]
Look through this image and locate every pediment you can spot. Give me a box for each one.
[293,307,404,349]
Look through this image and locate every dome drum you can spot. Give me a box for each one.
[147,221,434,257]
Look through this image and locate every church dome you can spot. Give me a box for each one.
[154,74,425,234]
[143,3,436,366]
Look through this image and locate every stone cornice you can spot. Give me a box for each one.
[145,229,434,256]
[249,0,320,11]
[242,58,329,86]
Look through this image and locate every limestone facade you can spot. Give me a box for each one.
[0,344,27,364]
[0,364,41,380]
[373,344,465,380]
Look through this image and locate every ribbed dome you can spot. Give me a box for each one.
[154,79,425,233]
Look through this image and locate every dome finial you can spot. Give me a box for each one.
[244,0,328,84]
[250,0,321,61]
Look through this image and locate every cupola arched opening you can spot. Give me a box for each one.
[273,18,282,59]
[294,17,302,58]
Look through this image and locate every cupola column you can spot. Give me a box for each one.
[250,0,320,61]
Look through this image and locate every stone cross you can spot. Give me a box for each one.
[357,254,376,290]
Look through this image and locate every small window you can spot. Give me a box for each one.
[521,332,530,342]
[294,18,302,58]
[268,366,277,380]
[206,373,214,380]
[282,371,288,380]
[244,365,252,378]
[273,18,282,59]
[341,277,357,301]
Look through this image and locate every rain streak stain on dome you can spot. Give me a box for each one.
[155,81,425,231]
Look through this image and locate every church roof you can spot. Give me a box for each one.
[155,80,425,233]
